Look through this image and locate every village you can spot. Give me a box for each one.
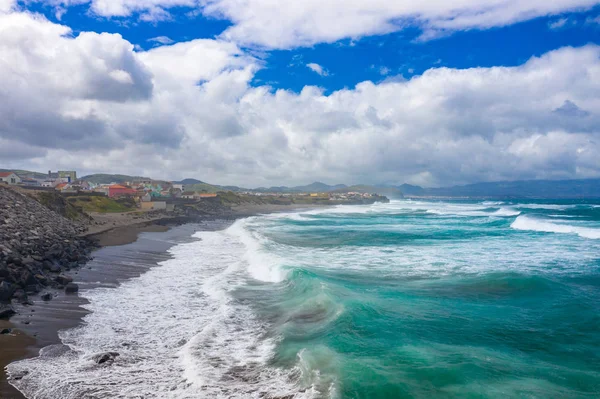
[0,170,386,209]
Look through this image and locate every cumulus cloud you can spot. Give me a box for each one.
[306,63,329,76]
[2,11,600,187]
[20,0,600,48]
[0,0,15,13]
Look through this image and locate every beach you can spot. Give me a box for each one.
[0,202,326,399]
[0,219,231,398]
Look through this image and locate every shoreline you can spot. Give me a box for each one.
[0,202,329,398]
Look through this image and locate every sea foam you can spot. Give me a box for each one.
[511,215,600,239]
[7,225,311,399]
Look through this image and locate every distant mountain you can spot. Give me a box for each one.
[174,178,205,185]
[398,183,426,196]
[293,182,347,192]
[398,178,600,199]
[253,182,347,193]
[81,174,150,184]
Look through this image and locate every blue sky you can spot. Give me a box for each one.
[23,1,600,92]
[2,0,600,186]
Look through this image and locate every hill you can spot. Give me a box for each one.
[80,174,150,184]
[174,178,205,185]
[253,181,347,193]
[0,169,48,180]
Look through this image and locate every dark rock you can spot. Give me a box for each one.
[65,283,79,293]
[41,292,53,301]
[92,352,120,365]
[0,281,14,302]
[12,289,27,302]
[55,275,73,285]
[25,284,39,294]
[10,370,28,381]
[0,305,16,319]
[0,328,11,334]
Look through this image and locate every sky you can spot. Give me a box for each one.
[1,0,600,187]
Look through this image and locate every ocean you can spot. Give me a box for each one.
[8,200,600,398]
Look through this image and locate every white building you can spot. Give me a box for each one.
[0,172,21,185]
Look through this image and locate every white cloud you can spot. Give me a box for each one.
[306,63,329,76]
[147,35,174,44]
[548,17,579,29]
[2,12,600,187]
[0,0,15,13]
[20,0,600,48]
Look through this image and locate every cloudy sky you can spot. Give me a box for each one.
[1,0,600,187]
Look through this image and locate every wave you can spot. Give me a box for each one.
[8,228,311,399]
[511,216,600,239]
[516,204,577,210]
[426,207,520,217]
[226,218,287,283]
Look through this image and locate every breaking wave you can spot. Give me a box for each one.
[511,215,600,239]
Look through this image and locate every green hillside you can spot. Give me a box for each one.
[81,174,150,184]
[1,169,48,180]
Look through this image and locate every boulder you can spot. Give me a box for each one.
[65,283,79,293]
[0,281,14,302]
[0,305,16,319]
[0,328,11,334]
[92,352,120,365]
[55,275,73,286]
[41,292,53,301]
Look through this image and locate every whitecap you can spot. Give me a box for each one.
[511,215,600,239]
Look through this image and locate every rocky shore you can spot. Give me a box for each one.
[0,186,95,317]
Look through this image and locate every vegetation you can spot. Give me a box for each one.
[183,183,223,193]
[66,195,136,213]
[1,169,48,180]
[80,174,150,184]
[35,192,91,221]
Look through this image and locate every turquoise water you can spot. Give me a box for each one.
[235,200,600,398]
[8,199,600,398]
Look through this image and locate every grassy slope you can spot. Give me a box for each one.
[80,174,150,184]
[67,196,136,213]
[0,169,48,179]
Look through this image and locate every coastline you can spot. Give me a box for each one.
[0,202,328,399]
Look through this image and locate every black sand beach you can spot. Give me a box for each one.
[0,221,232,398]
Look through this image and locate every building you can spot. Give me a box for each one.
[57,171,77,183]
[0,172,21,185]
[140,193,152,202]
[181,191,218,200]
[20,177,40,186]
[108,184,137,198]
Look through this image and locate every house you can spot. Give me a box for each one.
[140,193,152,202]
[57,171,77,183]
[173,184,184,191]
[55,183,70,191]
[181,191,217,200]
[0,172,21,185]
[108,184,137,198]
[20,177,40,186]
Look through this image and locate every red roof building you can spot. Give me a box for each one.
[108,184,137,198]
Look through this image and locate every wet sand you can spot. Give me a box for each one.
[0,221,232,399]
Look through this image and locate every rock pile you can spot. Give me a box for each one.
[0,186,94,311]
